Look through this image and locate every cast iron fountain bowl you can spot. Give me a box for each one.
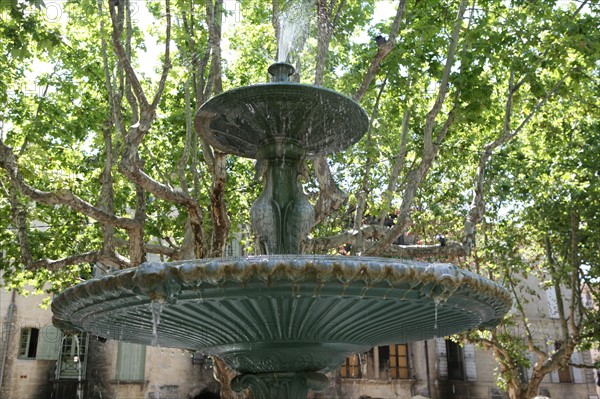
[194,81,369,159]
[52,256,511,374]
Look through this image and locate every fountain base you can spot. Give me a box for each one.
[232,372,329,399]
[205,342,368,373]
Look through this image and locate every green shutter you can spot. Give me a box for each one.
[116,342,146,381]
[36,325,61,360]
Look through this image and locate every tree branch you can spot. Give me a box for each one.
[124,0,139,125]
[363,102,459,256]
[108,2,149,110]
[353,75,388,253]
[114,238,178,259]
[314,0,346,85]
[28,251,101,272]
[462,73,569,254]
[0,139,140,231]
[311,155,348,225]
[362,0,467,256]
[151,0,172,110]
[306,224,466,258]
[280,0,351,228]
[99,120,117,258]
[378,106,411,223]
[208,152,230,257]
[98,0,127,137]
[3,177,34,267]
[353,0,407,102]
[206,0,223,95]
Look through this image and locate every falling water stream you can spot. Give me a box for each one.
[151,300,164,399]
[151,300,163,347]
[73,334,83,399]
[434,300,439,337]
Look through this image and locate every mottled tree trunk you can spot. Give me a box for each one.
[312,155,347,226]
[210,152,231,257]
[314,0,345,86]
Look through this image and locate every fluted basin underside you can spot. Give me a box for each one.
[52,256,511,373]
[195,83,369,158]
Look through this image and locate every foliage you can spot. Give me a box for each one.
[0,0,598,397]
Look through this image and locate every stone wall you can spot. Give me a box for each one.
[82,336,219,399]
[0,288,56,399]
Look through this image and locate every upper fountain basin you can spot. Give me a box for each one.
[195,82,369,159]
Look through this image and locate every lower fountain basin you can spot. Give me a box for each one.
[52,256,511,374]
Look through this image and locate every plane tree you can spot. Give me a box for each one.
[0,0,598,398]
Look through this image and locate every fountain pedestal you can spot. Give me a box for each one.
[251,139,313,254]
[232,372,328,399]
[194,62,369,257]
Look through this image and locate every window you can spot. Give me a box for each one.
[557,366,572,383]
[340,345,409,380]
[59,333,88,379]
[546,288,560,319]
[517,364,528,383]
[490,388,506,399]
[18,326,61,360]
[584,292,593,308]
[446,340,465,380]
[225,244,234,257]
[115,342,146,381]
[378,345,390,371]
[389,344,410,379]
[19,327,39,359]
[339,353,361,378]
[377,345,410,379]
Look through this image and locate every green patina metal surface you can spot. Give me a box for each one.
[52,257,511,398]
[195,62,367,255]
[52,63,512,399]
[194,63,368,158]
[250,140,313,254]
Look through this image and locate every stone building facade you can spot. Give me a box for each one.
[316,273,599,399]
[316,338,598,399]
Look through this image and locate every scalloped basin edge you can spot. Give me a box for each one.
[52,256,511,374]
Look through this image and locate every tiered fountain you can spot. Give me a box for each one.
[52,62,511,399]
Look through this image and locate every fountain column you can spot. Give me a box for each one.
[250,138,314,255]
